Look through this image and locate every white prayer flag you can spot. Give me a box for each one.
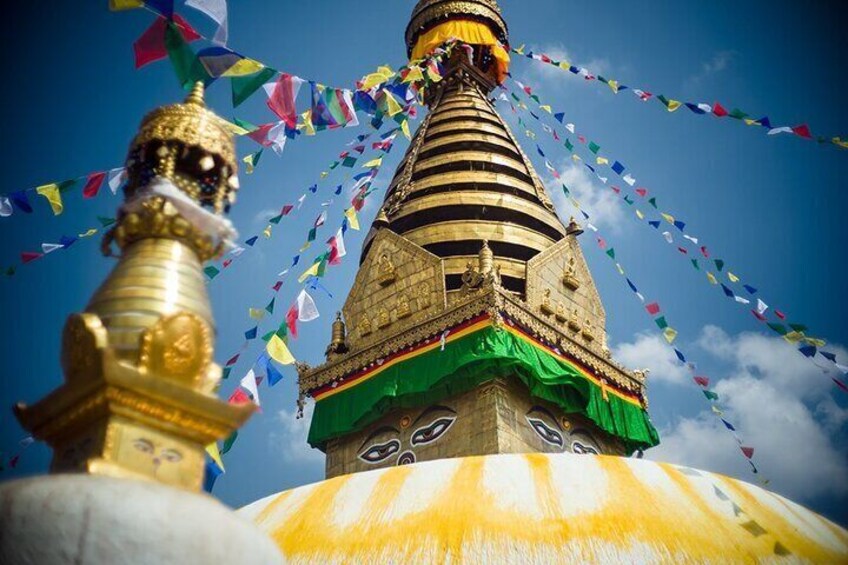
[334,228,347,259]
[186,0,229,45]
[0,196,11,217]
[41,243,63,254]
[297,289,320,322]
[240,369,260,406]
[623,174,636,186]
[107,168,126,194]
[756,299,768,315]
[662,231,673,243]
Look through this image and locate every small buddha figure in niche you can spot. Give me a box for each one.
[540,289,554,316]
[555,301,567,323]
[397,294,412,319]
[582,318,595,341]
[377,254,397,286]
[417,282,431,309]
[377,307,391,328]
[568,308,581,332]
[359,315,373,337]
[563,256,580,290]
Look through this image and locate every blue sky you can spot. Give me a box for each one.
[1,0,846,526]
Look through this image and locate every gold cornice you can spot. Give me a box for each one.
[414,150,530,173]
[402,221,558,250]
[426,120,513,140]
[406,0,508,56]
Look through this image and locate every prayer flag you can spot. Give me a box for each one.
[296,289,320,322]
[328,228,347,265]
[21,252,43,264]
[134,15,200,69]
[240,369,261,406]
[740,446,754,459]
[703,390,719,401]
[232,67,277,107]
[646,303,660,315]
[0,196,12,217]
[164,23,212,90]
[110,0,144,8]
[249,308,265,320]
[345,207,360,230]
[694,376,709,387]
[265,357,284,386]
[82,172,106,199]
[792,124,813,139]
[186,0,228,45]
[245,326,258,340]
[267,334,295,364]
[663,327,677,344]
[36,184,63,215]
[712,102,728,117]
[721,419,736,431]
[203,265,220,280]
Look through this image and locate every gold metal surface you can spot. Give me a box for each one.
[443,256,526,280]
[15,86,252,492]
[402,221,557,251]
[425,120,513,141]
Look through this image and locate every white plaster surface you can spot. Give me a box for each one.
[0,474,284,565]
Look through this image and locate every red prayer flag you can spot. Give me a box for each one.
[740,446,754,459]
[10,454,20,469]
[635,188,648,197]
[645,302,660,315]
[133,14,200,69]
[611,186,621,194]
[775,310,786,320]
[833,378,848,393]
[700,246,710,258]
[228,388,251,405]
[21,252,43,264]
[791,124,813,139]
[286,303,299,338]
[677,247,688,255]
[281,204,294,216]
[272,281,283,292]
[82,172,106,199]
[267,73,302,130]
[225,353,240,366]
[751,310,767,321]
[693,376,710,387]
[712,102,728,117]
[222,259,233,268]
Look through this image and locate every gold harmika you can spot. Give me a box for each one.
[15,83,252,491]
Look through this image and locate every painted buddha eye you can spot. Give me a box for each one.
[160,448,183,463]
[410,416,456,446]
[571,441,599,455]
[358,439,401,464]
[133,438,154,454]
[527,418,564,448]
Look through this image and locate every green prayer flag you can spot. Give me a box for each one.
[269,214,283,225]
[789,323,808,333]
[5,267,15,277]
[232,116,258,132]
[511,92,520,102]
[714,259,725,271]
[165,23,211,90]
[703,390,719,401]
[265,297,276,314]
[767,323,787,335]
[530,94,540,104]
[655,316,668,329]
[221,431,239,454]
[204,265,220,280]
[57,179,78,193]
[561,184,570,196]
[729,108,749,120]
[329,161,340,170]
[231,67,276,108]
[624,195,634,205]
[97,216,116,227]
[564,139,574,152]
[658,94,671,107]
[691,259,699,270]
[588,141,601,154]
[261,330,276,342]
[342,156,358,168]
[648,197,657,209]
[307,227,317,242]
[606,248,616,260]
[221,367,232,380]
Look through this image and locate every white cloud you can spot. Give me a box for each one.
[545,161,625,232]
[684,50,736,87]
[613,332,688,385]
[269,402,325,469]
[648,326,848,503]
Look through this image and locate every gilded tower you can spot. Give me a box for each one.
[299,0,658,478]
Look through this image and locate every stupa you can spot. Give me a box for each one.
[240,1,848,562]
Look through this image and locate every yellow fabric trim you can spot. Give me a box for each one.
[411,20,510,83]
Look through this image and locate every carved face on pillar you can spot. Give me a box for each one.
[357,405,458,467]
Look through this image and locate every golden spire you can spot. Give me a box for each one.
[14,85,253,491]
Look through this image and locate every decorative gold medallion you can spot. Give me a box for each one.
[139,312,212,388]
[61,313,108,383]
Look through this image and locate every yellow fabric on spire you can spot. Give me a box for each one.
[411,20,510,83]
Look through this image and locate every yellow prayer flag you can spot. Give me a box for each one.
[205,443,225,472]
[832,137,848,149]
[518,102,528,110]
[384,92,403,117]
[263,225,272,238]
[220,120,251,137]
[525,129,536,139]
[320,171,329,179]
[636,209,644,220]
[267,334,296,365]
[345,207,360,230]
[571,154,581,162]
[663,327,678,344]
[711,405,723,416]
[36,183,63,215]
[558,61,572,69]
[783,331,805,344]
[514,44,526,55]
[298,261,321,283]
[249,308,265,320]
[570,198,580,209]
[607,80,619,93]
[804,337,826,347]
[79,228,98,238]
[666,99,682,112]
[299,241,311,252]
[109,0,144,10]
[402,66,424,84]
[363,157,383,168]
[222,58,265,77]
[661,212,675,224]
[300,111,315,136]
[727,272,740,283]
[616,263,624,275]
[242,154,256,174]
[706,272,718,285]
[401,119,411,140]
[596,157,609,165]
[539,105,552,114]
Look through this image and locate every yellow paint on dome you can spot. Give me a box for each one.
[240,453,848,563]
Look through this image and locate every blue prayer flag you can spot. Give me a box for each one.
[611,161,625,175]
[245,326,258,340]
